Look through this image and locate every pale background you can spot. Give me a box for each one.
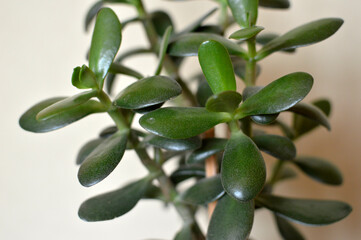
[1,0,360,239]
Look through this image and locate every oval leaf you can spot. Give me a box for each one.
[251,114,279,125]
[275,215,305,240]
[85,1,103,31]
[199,40,237,94]
[170,166,205,185]
[256,18,343,60]
[206,91,242,113]
[256,194,352,225]
[179,175,225,205]
[227,0,258,28]
[207,194,254,240]
[235,72,313,119]
[221,131,266,201]
[78,177,150,221]
[253,134,296,160]
[259,0,290,9]
[187,138,227,165]
[89,8,122,86]
[289,102,331,130]
[144,135,201,151]
[76,138,105,165]
[293,156,342,185]
[78,130,128,187]
[114,76,181,109]
[19,97,105,133]
[150,10,174,37]
[229,26,264,41]
[140,107,232,139]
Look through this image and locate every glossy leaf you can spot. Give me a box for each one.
[196,78,213,107]
[293,156,343,185]
[289,102,330,130]
[133,102,165,114]
[275,215,305,240]
[168,33,247,58]
[256,18,343,60]
[187,138,227,164]
[76,138,104,165]
[259,0,290,9]
[229,26,264,41]
[155,26,173,75]
[194,24,223,35]
[99,125,118,138]
[19,97,105,133]
[72,65,99,89]
[176,8,218,36]
[256,194,352,225]
[256,33,296,53]
[170,166,205,185]
[85,1,103,31]
[242,86,263,101]
[251,114,279,125]
[208,194,254,240]
[78,177,150,221]
[174,224,203,240]
[227,0,258,28]
[89,8,122,86]
[109,62,143,79]
[206,91,242,113]
[235,72,313,119]
[179,175,225,205]
[140,107,232,139]
[36,90,98,120]
[114,76,181,109]
[144,135,201,151]
[221,131,266,201]
[78,130,128,187]
[198,40,236,94]
[252,134,296,160]
[150,11,174,37]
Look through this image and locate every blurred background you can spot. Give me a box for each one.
[1,0,360,239]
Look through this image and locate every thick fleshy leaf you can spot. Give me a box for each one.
[174,224,204,240]
[199,40,236,94]
[114,76,181,109]
[206,91,242,113]
[196,78,213,107]
[155,26,173,75]
[256,18,343,60]
[229,26,264,41]
[252,134,296,160]
[242,86,263,101]
[36,90,98,120]
[256,33,296,53]
[251,114,279,125]
[85,1,103,31]
[235,72,313,119]
[19,98,105,133]
[144,135,201,151]
[259,0,290,9]
[227,0,258,28]
[140,107,232,139]
[76,138,104,165]
[194,25,223,35]
[289,102,330,130]
[170,166,205,185]
[207,194,254,240]
[275,215,305,240]
[256,194,352,225]
[168,33,247,58]
[187,138,227,164]
[78,130,129,187]
[89,8,122,86]
[132,102,165,114]
[109,62,143,79]
[293,156,342,185]
[150,11,174,37]
[78,177,151,221]
[179,175,225,205]
[99,125,118,138]
[72,65,99,89]
[221,131,266,201]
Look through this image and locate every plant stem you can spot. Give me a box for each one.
[269,160,285,186]
[245,38,257,86]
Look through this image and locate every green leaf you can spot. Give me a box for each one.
[78,130,128,187]
[99,125,118,138]
[36,90,98,120]
[229,26,264,41]
[76,138,104,165]
[206,91,242,113]
[72,65,99,89]
[232,57,261,81]
[179,175,225,205]
[140,107,232,139]
[256,33,296,53]
[235,72,313,119]
[242,86,263,101]
[114,76,181,109]
[251,114,279,125]
[275,215,305,240]
[132,103,165,114]
[78,177,150,221]
[170,166,205,185]
[256,194,352,225]
[85,1,103,31]
[208,194,254,240]
[198,40,237,94]
[150,10,174,37]
[187,138,227,164]
[221,131,266,201]
[144,135,201,151]
[109,62,144,79]
[194,25,223,35]
[89,8,122,86]
[19,97,105,133]
[252,134,296,160]
[289,102,330,130]
[227,0,259,28]
[196,78,213,107]
[259,0,290,9]
[155,26,173,75]
[256,18,344,60]
[174,224,203,240]
[293,156,342,185]
[168,33,247,58]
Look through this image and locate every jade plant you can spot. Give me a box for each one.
[19,0,352,239]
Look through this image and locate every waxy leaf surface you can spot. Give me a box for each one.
[187,138,227,164]
[227,0,258,27]
[256,195,352,225]
[78,177,150,221]
[140,107,231,139]
[275,215,305,240]
[196,79,213,107]
[252,134,296,160]
[72,65,99,89]
[170,166,205,185]
[76,138,104,165]
[221,131,266,201]
[259,0,290,9]
[144,135,201,151]
[289,102,330,130]
[150,10,174,37]
[229,26,264,41]
[78,130,128,187]
[206,91,242,113]
[208,195,254,240]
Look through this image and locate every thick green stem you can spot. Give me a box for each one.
[245,38,257,86]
